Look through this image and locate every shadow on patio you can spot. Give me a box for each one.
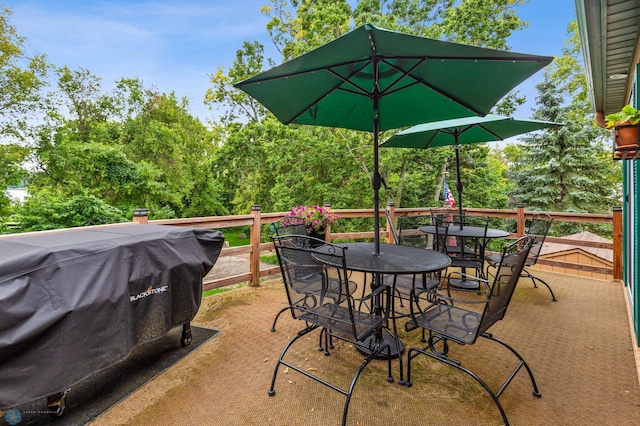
[93,269,640,425]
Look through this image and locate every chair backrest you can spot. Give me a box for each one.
[311,242,357,307]
[441,215,490,262]
[430,213,457,252]
[271,217,308,237]
[397,215,431,248]
[385,209,400,243]
[273,235,370,340]
[314,243,390,342]
[478,236,535,335]
[431,211,454,226]
[271,235,325,319]
[461,215,490,253]
[432,220,450,253]
[525,213,553,266]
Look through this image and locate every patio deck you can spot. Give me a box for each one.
[92,269,640,425]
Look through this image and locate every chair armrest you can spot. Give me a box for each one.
[412,272,490,306]
[446,270,490,285]
[413,286,489,306]
[356,283,390,301]
[355,284,391,319]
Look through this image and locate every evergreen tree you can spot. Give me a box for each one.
[510,79,618,215]
[509,20,621,227]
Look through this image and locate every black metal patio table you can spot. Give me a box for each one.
[420,224,510,240]
[320,242,451,359]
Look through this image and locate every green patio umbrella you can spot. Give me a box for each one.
[380,114,564,218]
[234,23,553,254]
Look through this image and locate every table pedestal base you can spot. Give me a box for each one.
[356,333,404,360]
[449,277,482,290]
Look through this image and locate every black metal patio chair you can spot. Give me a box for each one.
[271,217,307,237]
[485,213,556,301]
[385,214,450,345]
[405,235,540,426]
[269,235,395,426]
[436,214,491,295]
[385,215,442,305]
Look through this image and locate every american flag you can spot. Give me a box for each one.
[443,176,456,207]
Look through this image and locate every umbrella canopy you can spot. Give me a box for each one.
[234,23,553,253]
[380,114,564,217]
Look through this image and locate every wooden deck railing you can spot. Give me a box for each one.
[148,203,622,289]
[1,204,622,289]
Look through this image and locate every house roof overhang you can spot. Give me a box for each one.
[575,0,640,116]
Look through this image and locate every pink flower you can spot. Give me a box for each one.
[284,204,337,235]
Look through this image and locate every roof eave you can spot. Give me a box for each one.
[575,0,640,115]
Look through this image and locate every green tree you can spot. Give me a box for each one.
[207,0,532,215]
[439,0,528,49]
[509,79,619,216]
[204,41,272,124]
[0,6,48,216]
[26,71,225,226]
[15,189,126,232]
[453,144,511,210]
[0,143,28,217]
[0,6,48,133]
[119,83,217,216]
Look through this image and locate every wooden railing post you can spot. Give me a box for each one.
[516,203,525,236]
[250,205,261,287]
[613,206,623,280]
[132,209,148,224]
[386,202,396,244]
[324,202,332,243]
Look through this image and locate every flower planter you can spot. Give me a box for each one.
[282,205,337,243]
[308,231,326,247]
[613,123,640,159]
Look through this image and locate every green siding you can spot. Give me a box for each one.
[631,65,639,343]
[633,162,639,342]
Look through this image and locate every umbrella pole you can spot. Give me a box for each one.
[455,141,464,222]
[373,118,381,255]
[372,55,381,256]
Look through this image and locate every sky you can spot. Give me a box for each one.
[6,0,577,125]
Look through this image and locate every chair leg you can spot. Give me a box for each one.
[389,318,405,385]
[406,332,541,426]
[271,325,391,426]
[317,328,324,352]
[341,342,392,426]
[316,328,334,354]
[522,268,557,301]
[269,325,317,396]
[407,342,511,425]
[270,306,289,332]
[482,332,542,399]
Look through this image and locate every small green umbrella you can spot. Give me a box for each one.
[234,23,553,254]
[380,114,564,218]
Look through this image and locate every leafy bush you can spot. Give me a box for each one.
[14,191,126,232]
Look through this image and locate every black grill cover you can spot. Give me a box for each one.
[0,224,224,409]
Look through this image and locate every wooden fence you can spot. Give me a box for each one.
[144,203,622,290]
[1,203,621,290]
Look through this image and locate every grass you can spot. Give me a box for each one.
[219,226,251,247]
[260,253,278,264]
[202,283,246,298]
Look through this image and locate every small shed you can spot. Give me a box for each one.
[532,231,613,280]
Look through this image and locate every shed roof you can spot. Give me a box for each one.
[541,231,613,262]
